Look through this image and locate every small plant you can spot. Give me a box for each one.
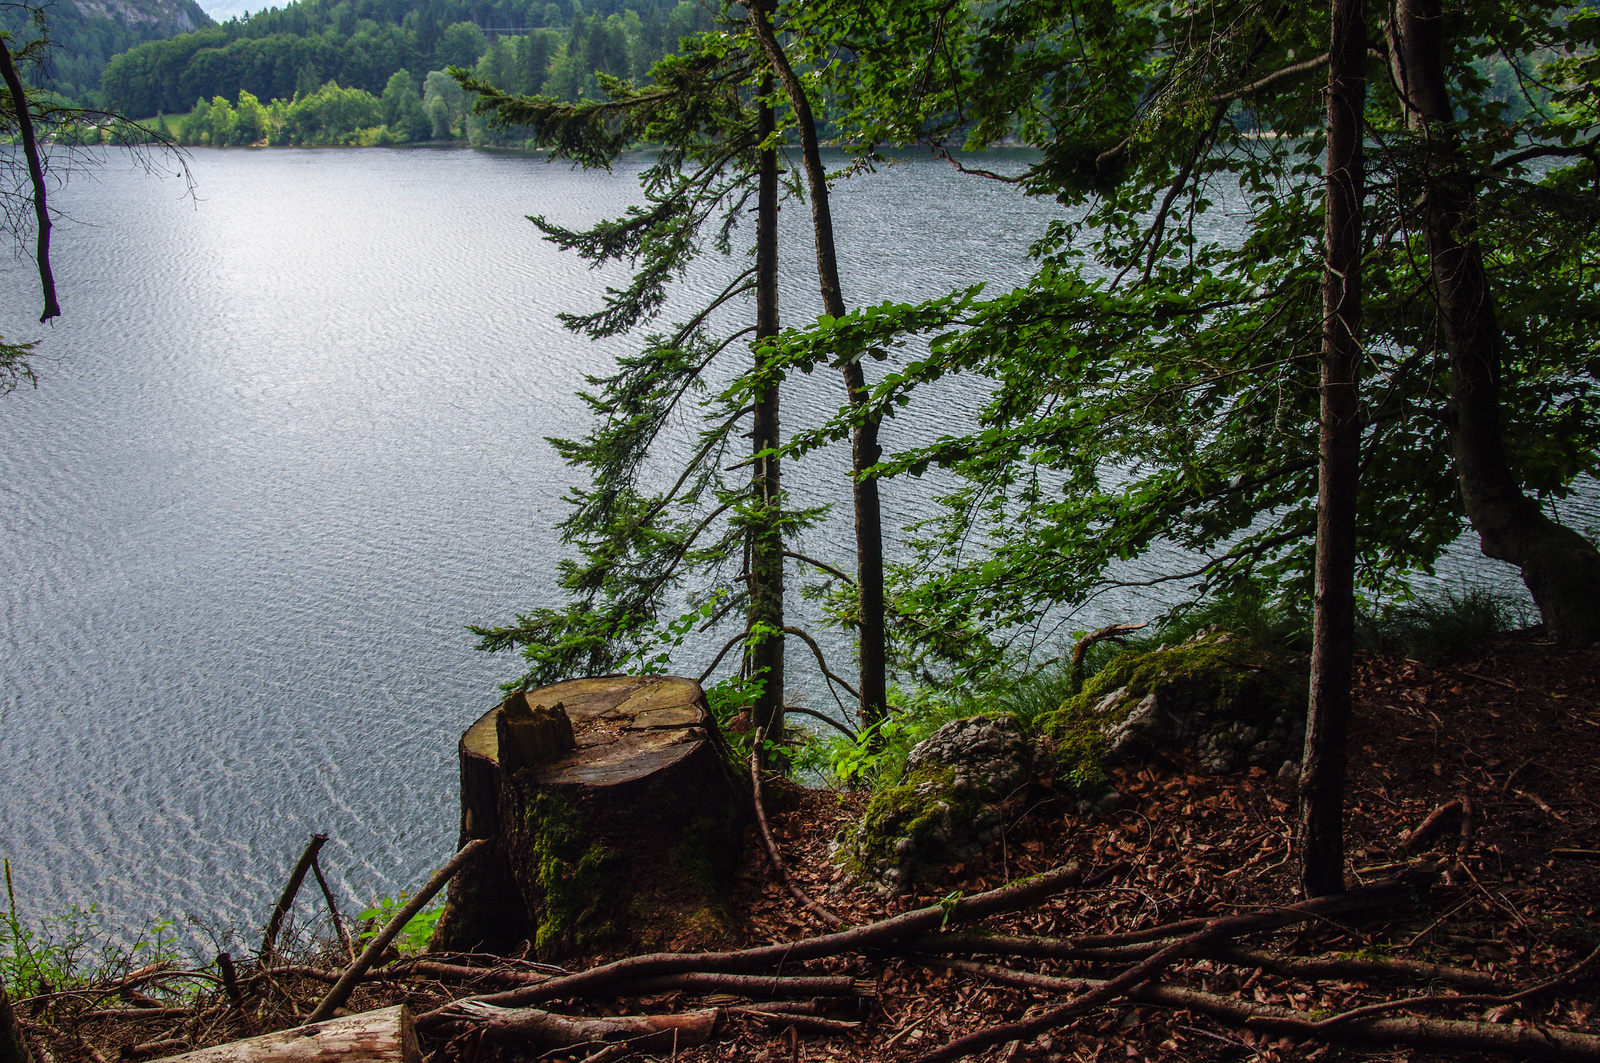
[2,859,183,998]
[357,895,441,955]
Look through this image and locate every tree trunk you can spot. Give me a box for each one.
[746,4,889,726]
[1299,0,1366,899]
[1389,0,1600,645]
[748,79,786,738]
[0,977,34,1063]
[432,678,749,958]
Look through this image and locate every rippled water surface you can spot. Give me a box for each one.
[0,147,1069,938]
[0,147,1588,942]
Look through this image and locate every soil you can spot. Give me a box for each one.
[16,633,1600,1063]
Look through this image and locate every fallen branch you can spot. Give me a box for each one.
[1398,800,1463,854]
[920,875,1426,1063]
[927,959,1600,1061]
[308,855,356,964]
[751,736,845,928]
[417,862,1083,1028]
[448,1001,717,1052]
[261,834,328,962]
[731,1009,861,1034]
[306,838,489,1024]
[1071,623,1149,674]
[608,973,869,998]
[903,935,1498,988]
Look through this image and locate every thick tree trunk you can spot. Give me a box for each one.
[0,977,34,1063]
[747,5,889,726]
[748,81,786,738]
[432,678,749,959]
[1299,0,1366,898]
[1390,0,1600,645]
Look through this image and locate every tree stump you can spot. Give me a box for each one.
[431,676,749,958]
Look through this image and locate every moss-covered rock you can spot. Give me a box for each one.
[841,715,1030,894]
[1040,629,1307,795]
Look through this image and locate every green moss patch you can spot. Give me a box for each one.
[842,765,992,893]
[523,792,619,958]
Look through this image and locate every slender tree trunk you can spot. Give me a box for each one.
[1299,0,1366,899]
[1389,0,1600,645]
[746,3,888,726]
[748,80,786,738]
[0,38,59,322]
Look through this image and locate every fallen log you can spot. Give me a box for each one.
[448,1001,716,1053]
[416,861,1082,1029]
[147,1006,418,1063]
[926,960,1600,1062]
[920,874,1426,1063]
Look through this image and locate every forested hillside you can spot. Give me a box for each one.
[98,0,711,117]
[0,0,210,100]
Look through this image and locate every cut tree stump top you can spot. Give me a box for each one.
[462,676,714,787]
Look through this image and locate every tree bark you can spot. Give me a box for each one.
[0,977,34,1063]
[0,39,59,322]
[142,1006,419,1063]
[1389,0,1600,645]
[431,679,749,959]
[1299,0,1366,900]
[748,77,786,737]
[746,4,889,726]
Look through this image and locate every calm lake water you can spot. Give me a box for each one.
[0,147,1585,946]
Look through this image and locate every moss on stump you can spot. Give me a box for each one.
[432,677,749,958]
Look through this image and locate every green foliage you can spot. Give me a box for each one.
[355,895,441,955]
[814,664,1076,790]
[1,860,182,999]
[0,335,37,395]
[747,0,1600,679]
[100,0,715,119]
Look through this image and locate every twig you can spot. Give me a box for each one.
[306,838,490,1023]
[1397,800,1463,853]
[783,706,858,741]
[309,855,356,964]
[261,833,328,962]
[216,954,244,1014]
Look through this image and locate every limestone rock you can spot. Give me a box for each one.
[1042,629,1307,796]
[841,715,1031,896]
[903,714,1032,803]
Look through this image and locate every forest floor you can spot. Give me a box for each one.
[19,631,1600,1063]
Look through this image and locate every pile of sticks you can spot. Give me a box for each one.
[399,853,1599,1062]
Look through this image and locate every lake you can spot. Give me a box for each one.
[0,146,1581,947]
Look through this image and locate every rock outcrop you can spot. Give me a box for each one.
[1041,628,1307,806]
[840,715,1032,895]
